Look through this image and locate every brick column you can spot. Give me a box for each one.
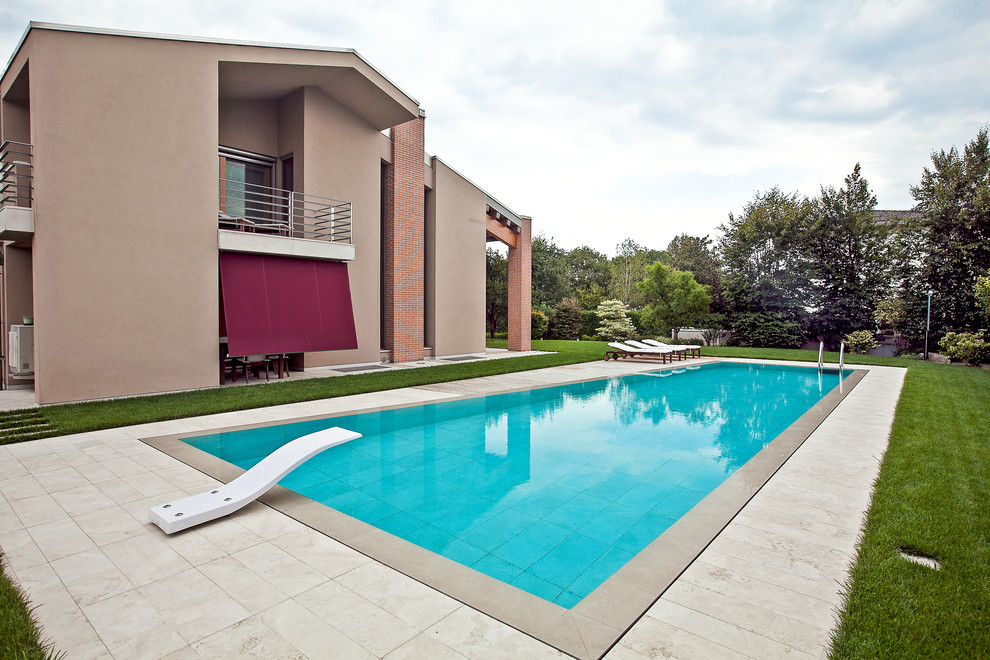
[383,113,426,362]
[507,216,532,351]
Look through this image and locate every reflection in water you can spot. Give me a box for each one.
[185,362,844,608]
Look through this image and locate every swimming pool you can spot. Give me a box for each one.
[180,361,848,609]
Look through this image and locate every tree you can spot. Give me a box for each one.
[718,187,813,343]
[805,164,891,346]
[566,245,611,308]
[637,263,711,339]
[548,298,582,340]
[664,234,724,312]
[976,273,990,323]
[531,233,571,307]
[595,299,636,341]
[609,238,665,307]
[485,247,507,337]
[901,126,990,339]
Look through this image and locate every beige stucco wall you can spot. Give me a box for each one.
[0,25,497,400]
[298,85,384,367]
[23,30,220,403]
[218,99,278,158]
[428,159,486,356]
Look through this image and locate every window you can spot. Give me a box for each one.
[218,146,275,221]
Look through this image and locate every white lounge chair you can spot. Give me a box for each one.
[605,341,674,363]
[626,339,689,360]
[643,338,702,358]
[149,426,361,534]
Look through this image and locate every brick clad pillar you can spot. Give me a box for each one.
[507,216,532,351]
[383,114,426,363]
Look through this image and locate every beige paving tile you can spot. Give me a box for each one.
[140,568,251,644]
[0,527,48,573]
[50,483,117,517]
[19,452,70,475]
[428,606,566,659]
[0,495,22,533]
[73,460,120,485]
[33,466,88,494]
[385,632,468,659]
[695,551,843,604]
[616,611,751,660]
[8,492,68,527]
[260,598,375,659]
[82,588,187,659]
[51,548,134,608]
[295,580,419,656]
[270,526,371,578]
[122,470,180,498]
[661,580,831,656]
[192,616,306,659]
[13,562,110,658]
[102,533,193,586]
[191,515,266,554]
[160,526,228,566]
[232,542,328,597]
[27,517,97,562]
[74,505,153,546]
[199,555,290,614]
[335,559,460,630]
[647,598,818,659]
[0,473,46,501]
[232,502,306,540]
[102,455,149,478]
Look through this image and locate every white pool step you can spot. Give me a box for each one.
[149,426,361,534]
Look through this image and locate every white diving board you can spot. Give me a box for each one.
[149,426,361,534]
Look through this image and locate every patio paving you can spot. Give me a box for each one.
[0,358,904,659]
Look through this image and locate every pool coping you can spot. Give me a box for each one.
[142,361,867,660]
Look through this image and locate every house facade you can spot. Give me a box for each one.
[0,23,531,404]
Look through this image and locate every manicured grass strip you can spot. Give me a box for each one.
[0,340,610,444]
[0,552,60,659]
[829,361,990,658]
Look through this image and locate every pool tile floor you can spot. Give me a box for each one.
[0,358,904,659]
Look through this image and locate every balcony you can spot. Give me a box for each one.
[217,178,355,261]
[0,140,34,243]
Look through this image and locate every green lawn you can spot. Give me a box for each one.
[0,341,987,657]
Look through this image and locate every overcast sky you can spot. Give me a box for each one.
[3,1,988,256]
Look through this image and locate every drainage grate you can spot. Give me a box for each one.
[333,364,390,373]
[441,355,485,362]
[899,547,941,570]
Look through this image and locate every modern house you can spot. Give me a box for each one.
[0,23,532,405]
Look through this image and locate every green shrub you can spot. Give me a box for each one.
[531,309,549,340]
[940,331,990,366]
[729,312,802,348]
[594,300,635,341]
[494,331,508,339]
[580,310,600,339]
[844,330,879,354]
[548,298,582,340]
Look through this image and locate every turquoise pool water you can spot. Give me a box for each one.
[184,362,846,608]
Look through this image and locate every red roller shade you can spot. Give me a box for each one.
[220,253,357,356]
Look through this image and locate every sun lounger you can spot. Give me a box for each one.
[626,339,689,360]
[149,426,361,534]
[604,341,674,363]
[643,338,702,358]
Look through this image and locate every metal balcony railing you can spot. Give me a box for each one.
[218,178,352,243]
[0,141,32,208]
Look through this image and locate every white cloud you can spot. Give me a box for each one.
[2,0,988,255]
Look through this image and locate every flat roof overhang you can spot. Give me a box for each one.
[219,59,419,131]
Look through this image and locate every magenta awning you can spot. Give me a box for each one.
[220,253,358,356]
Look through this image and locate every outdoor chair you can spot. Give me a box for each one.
[604,341,674,363]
